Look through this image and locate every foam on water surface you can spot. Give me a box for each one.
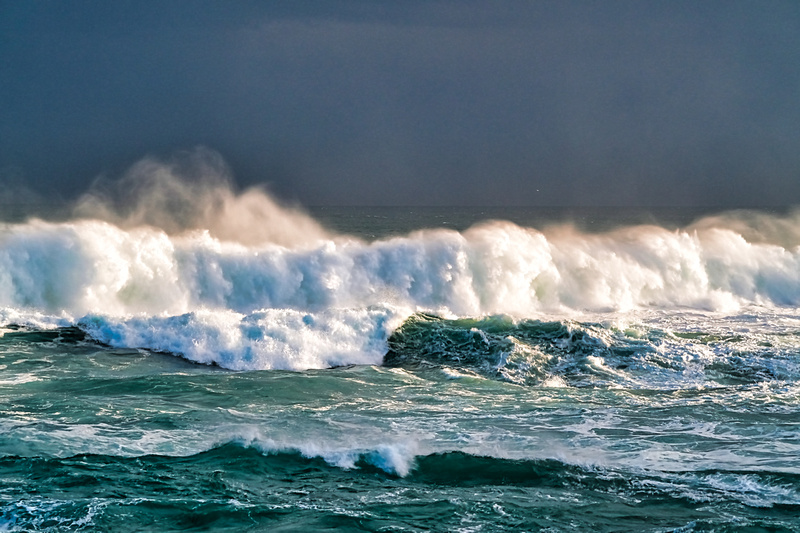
[2,158,800,531]
[2,207,800,371]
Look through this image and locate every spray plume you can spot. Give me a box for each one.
[72,147,329,247]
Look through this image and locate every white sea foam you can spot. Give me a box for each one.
[2,216,800,370]
[639,471,800,508]
[79,306,402,371]
[3,169,800,370]
[0,419,418,477]
[229,428,419,476]
[703,473,800,507]
[3,217,800,319]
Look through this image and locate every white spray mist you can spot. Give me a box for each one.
[72,147,330,247]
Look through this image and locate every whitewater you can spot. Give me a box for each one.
[4,206,800,371]
[1,154,800,531]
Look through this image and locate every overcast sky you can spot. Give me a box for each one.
[1,1,799,207]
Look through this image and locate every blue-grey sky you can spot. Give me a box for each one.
[1,0,799,207]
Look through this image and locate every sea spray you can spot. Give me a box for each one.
[2,152,800,370]
[3,216,800,369]
[73,147,330,247]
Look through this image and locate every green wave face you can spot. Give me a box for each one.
[3,315,800,532]
[3,444,799,532]
[386,313,800,389]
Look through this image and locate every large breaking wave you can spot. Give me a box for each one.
[2,151,800,370]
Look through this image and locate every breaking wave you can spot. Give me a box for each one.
[2,152,800,370]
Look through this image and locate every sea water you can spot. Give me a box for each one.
[1,201,800,532]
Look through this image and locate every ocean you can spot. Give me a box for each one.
[1,202,800,532]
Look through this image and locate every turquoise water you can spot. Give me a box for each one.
[2,205,800,531]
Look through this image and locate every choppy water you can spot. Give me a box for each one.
[2,198,800,531]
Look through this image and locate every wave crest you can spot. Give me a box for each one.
[3,153,800,370]
[2,215,800,319]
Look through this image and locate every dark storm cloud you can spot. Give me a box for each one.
[1,0,799,207]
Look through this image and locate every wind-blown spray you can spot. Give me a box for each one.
[2,151,800,370]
